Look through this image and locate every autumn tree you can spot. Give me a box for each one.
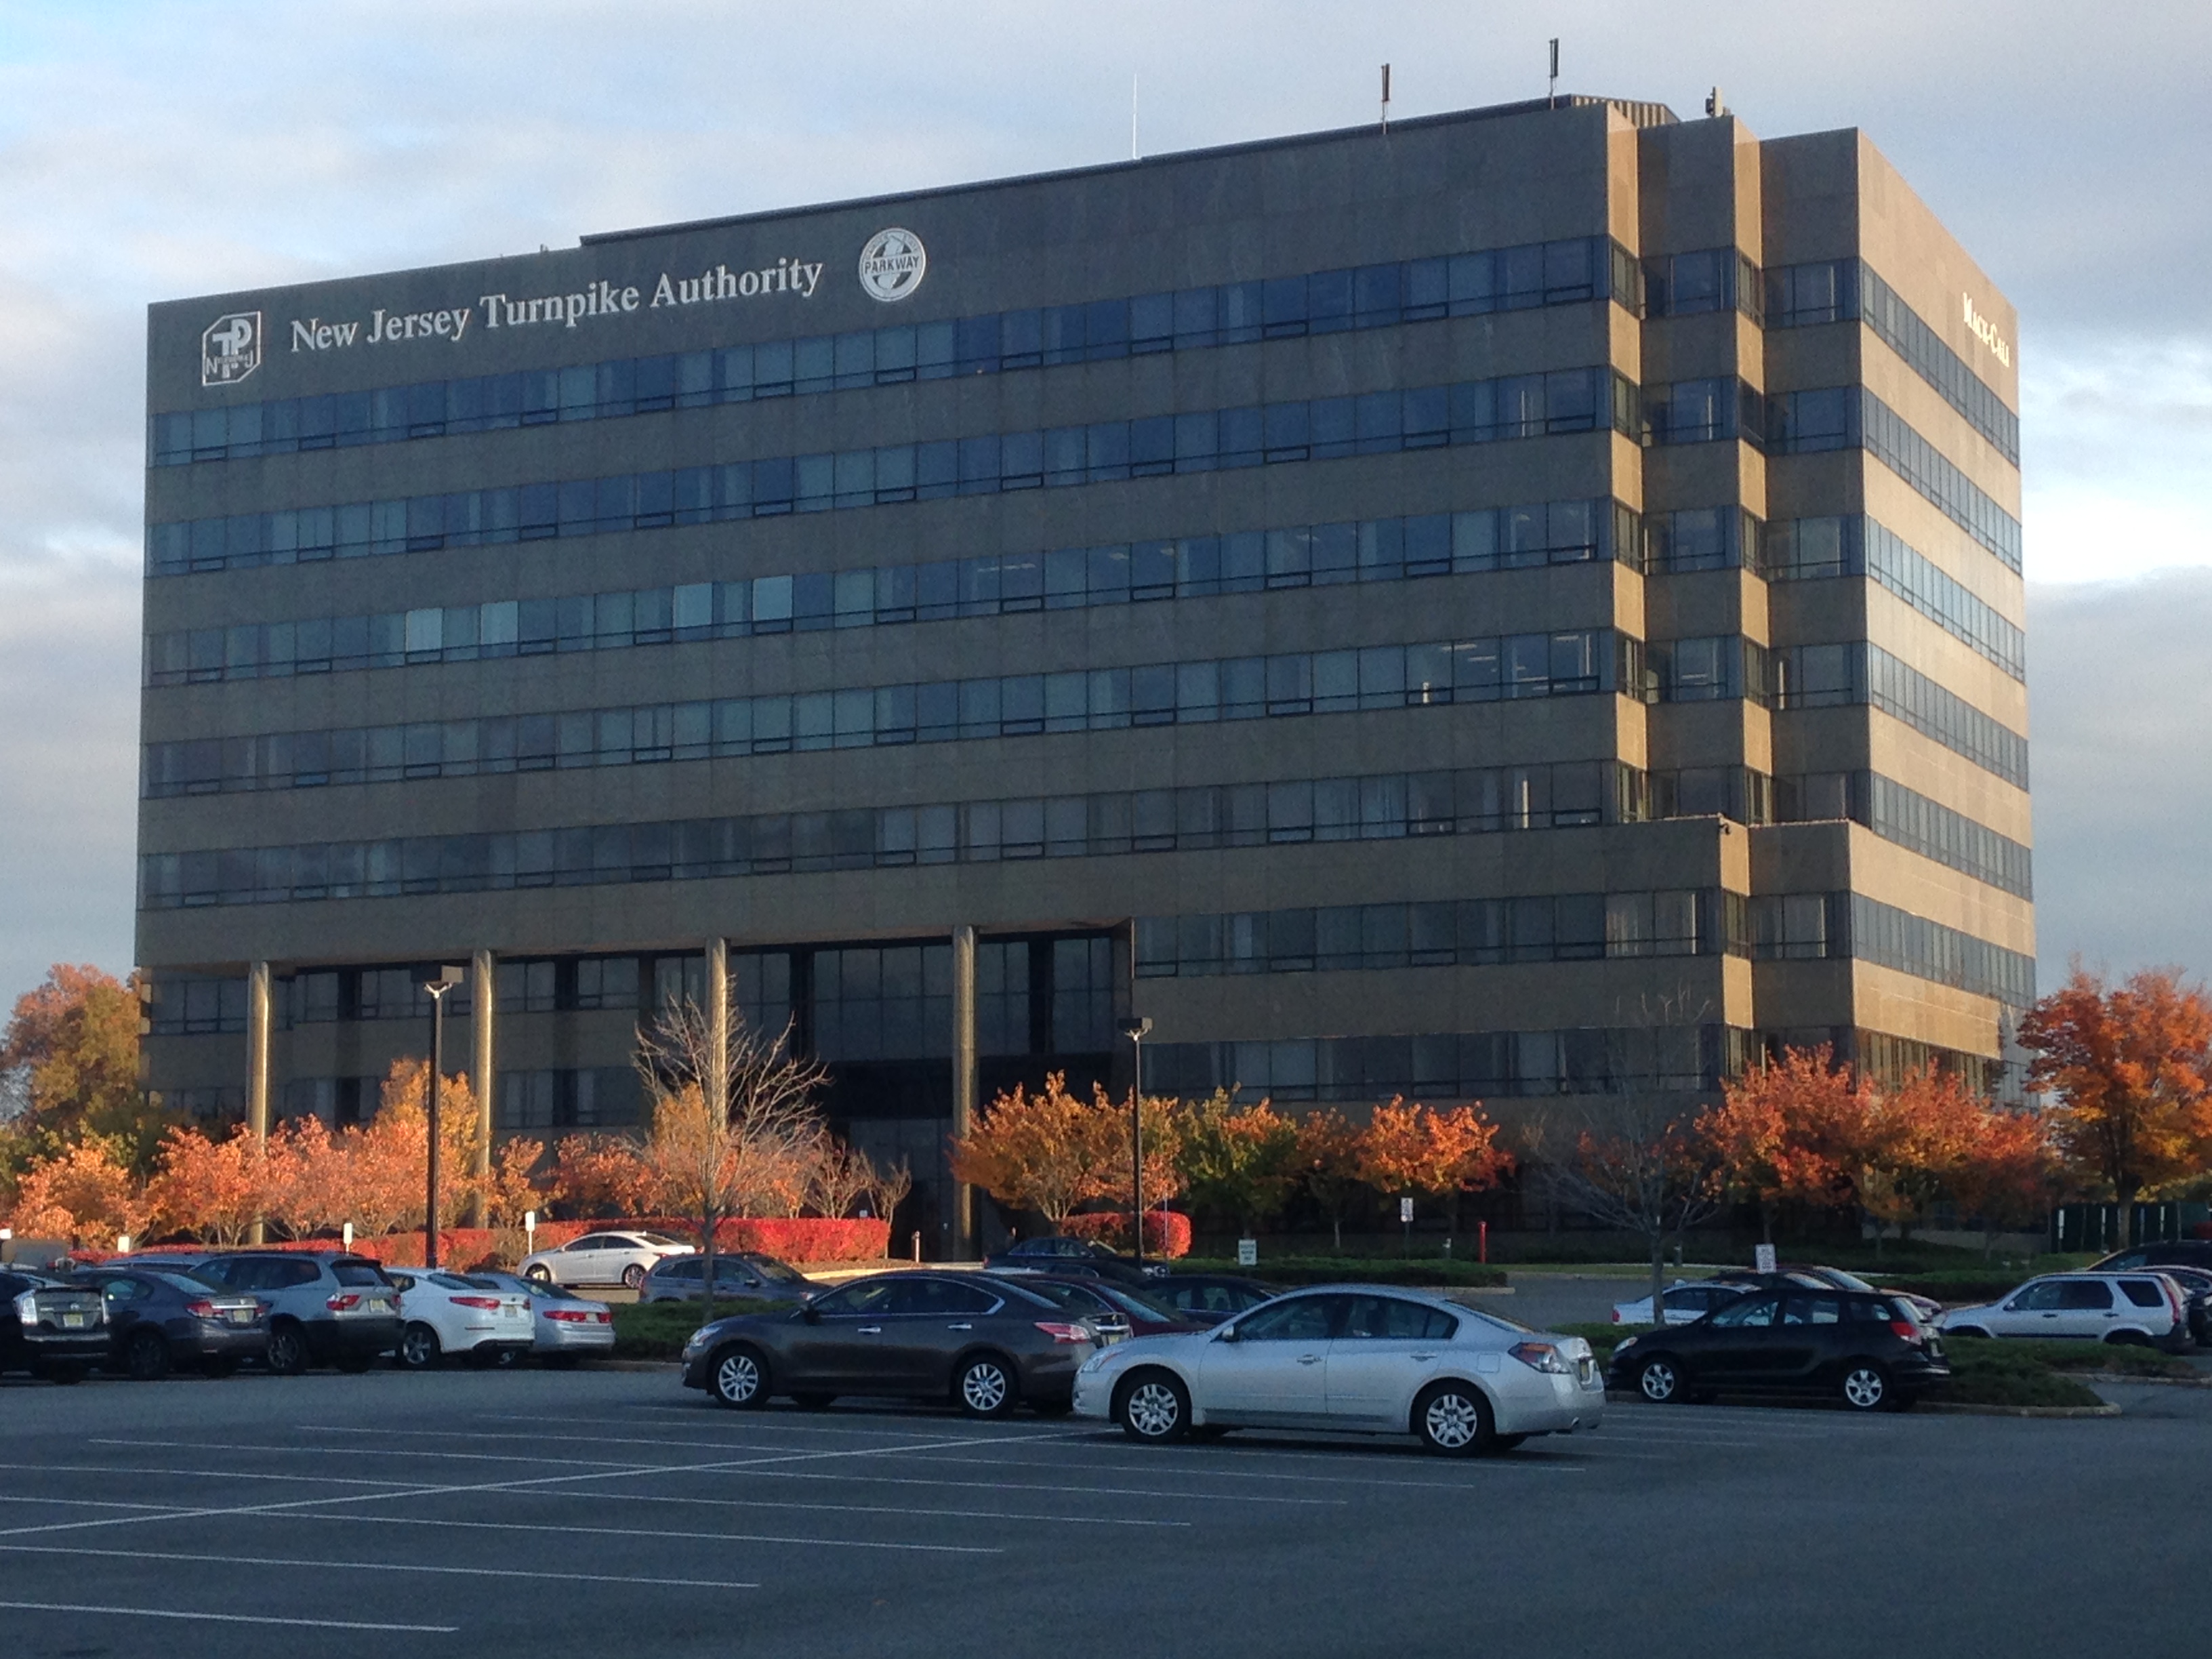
[1552,1098,1727,1322]
[7,1137,149,1247]
[1356,1099,1511,1231]
[146,1124,268,1246]
[952,1074,1099,1227]
[265,1115,355,1240]
[1,964,165,1171]
[372,1059,484,1232]
[1294,1107,1366,1252]
[633,998,826,1300]
[1706,1045,1874,1236]
[1942,1106,2055,1256]
[1076,1083,1183,1219]
[480,1136,548,1227]
[549,1134,649,1217]
[2020,966,2212,1246]
[1174,1091,1300,1233]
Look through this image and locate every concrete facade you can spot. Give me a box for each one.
[137,96,2030,1248]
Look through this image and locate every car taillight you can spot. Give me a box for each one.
[1611,1309,1622,1323]
[546,1309,589,1323]
[185,1299,217,1318]
[1888,1319,1923,1343]
[326,1293,361,1311]
[596,1311,612,1323]
[1034,1322,1094,1344]
[1509,1341,1572,1374]
[449,1296,501,1310]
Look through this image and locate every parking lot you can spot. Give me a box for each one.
[0,1364,2207,1656]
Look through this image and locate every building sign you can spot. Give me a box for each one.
[201,312,262,387]
[1963,293,2011,368]
[857,228,927,303]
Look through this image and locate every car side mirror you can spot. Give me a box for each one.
[1216,1324,1241,1343]
[801,1303,821,1323]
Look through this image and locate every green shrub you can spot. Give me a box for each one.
[611,1296,782,1360]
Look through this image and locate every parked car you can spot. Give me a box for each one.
[1612,1279,1750,1326]
[642,1252,817,1305]
[1075,1286,1602,1455]
[1611,1286,1950,1411]
[2132,1265,2212,1346]
[2090,1241,2212,1273]
[80,1265,266,1379]
[1150,1273,1279,1320]
[998,1273,1208,1338]
[471,1270,617,1364]
[520,1231,695,1290]
[0,1269,108,1382]
[1940,1273,2191,1351]
[1781,1264,1945,1325]
[983,1237,1163,1284]
[386,1269,535,1368]
[682,1270,1101,1416]
[188,1252,402,1374]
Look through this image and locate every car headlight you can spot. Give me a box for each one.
[1508,1341,1573,1375]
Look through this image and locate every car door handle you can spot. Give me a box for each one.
[1296,1354,1322,1365]
[1410,1352,1437,1361]
[857,1326,883,1335]
[946,1323,974,1331]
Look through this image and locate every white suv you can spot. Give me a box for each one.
[1941,1272,2190,1351]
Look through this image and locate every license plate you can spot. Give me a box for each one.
[62,1313,85,1328]
[225,1309,252,1324]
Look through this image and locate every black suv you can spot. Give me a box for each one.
[0,1269,109,1382]
[1610,1286,1949,1412]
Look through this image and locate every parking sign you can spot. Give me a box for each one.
[1400,1197,1414,1224]
[1754,1243,1778,1274]
[1237,1238,1257,1267]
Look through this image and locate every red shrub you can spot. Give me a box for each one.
[1060,1210,1192,1258]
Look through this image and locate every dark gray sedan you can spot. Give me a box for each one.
[642,1252,817,1305]
[680,1271,1101,1417]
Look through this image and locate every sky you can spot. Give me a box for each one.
[0,0,2206,1004]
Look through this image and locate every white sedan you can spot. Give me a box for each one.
[386,1270,535,1368]
[1612,1279,1749,1326]
[471,1270,617,1364]
[1072,1284,1604,1456]
[518,1231,695,1290]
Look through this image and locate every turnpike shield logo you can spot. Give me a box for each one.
[201,311,263,387]
[857,228,926,303]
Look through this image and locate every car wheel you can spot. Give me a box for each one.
[399,1322,443,1370]
[525,1263,552,1283]
[1116,1369,1190,1443]
[2104,1330,2151,1347]
[1414,1381,1494,1456]
[1637,1355,1686,1404]
[791,1391,836,1410]
[266,1322,310,1376]
[956,1354,1019,1419]
[710,1344,770,1410]
[1839,1359,1891,1412]
[621,1264,648,1290]
[125,1330,172,1382]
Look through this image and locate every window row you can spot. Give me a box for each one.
[151,235,1635,466]
[143,499,1633,687]
[1773,642,2030,790]
[1147,1025,1748,1102]
[137,759,1644,910]
[1765,260,2019,464]
[1767,516,2024,680]
[138,630,1624,799]
[1641,248,1762,321]
[1740,890,2032,1006]
[1776,771,2032,900]
[1135,890,1735,977]
[148,367,1637,578]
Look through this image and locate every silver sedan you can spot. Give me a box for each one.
[518,1230,694,1290]
[1072,1284,1603,1455]
[472,1271,617,1363]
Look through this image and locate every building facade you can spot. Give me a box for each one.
[138,96,2032,1250]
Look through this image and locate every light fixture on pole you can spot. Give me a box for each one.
[422,964,466,1269]
[1116,1017,1153,1265]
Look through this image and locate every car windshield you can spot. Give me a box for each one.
[1019,1281,1103,1312]
[1097,1284,1179,1320]
[748,1256,806,1284]
[149,1270,228,1295]
[331,1261,388,1287]
[1819,1269,1878,1293]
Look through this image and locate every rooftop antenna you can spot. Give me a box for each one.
[1548,39,1559,107]
[1705,85,1726,119]
[1380,63,1391,134]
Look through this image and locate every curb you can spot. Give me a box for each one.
[1917,1400,2119,1418]
[591,1358,683,1372]
[2063,1370,2212,1389]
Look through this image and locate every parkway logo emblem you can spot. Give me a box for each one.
[201,311,263,387]
[857,228,926,303]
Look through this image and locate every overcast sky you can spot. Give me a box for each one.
[0,0,2205,1004]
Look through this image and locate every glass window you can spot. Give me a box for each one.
[2006,1280,2065,1312]
[1339,1295,1458,1340]
[1780,1294,1843,1326]
[811,1280,902,1317]
[1235,1294,1340,1341]
[2118,1279,2167,1309]
[1708,1294,1780,1328]
[2057,1280,2113,1311]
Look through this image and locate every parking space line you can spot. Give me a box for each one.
[570,1463,1351,1505]
[0,1542,758,1589]
[890,1446,1583,1488]
[0,1600,457,1633]
[0,1494,194,1514]
[291,1511,1002,1555]
[94,1437,649,1471]
[548,1487,1190,1528]
[1,1458,419,1490]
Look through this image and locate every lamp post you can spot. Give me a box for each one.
[422,964,465,1268]
[1116,1016,1153,1265]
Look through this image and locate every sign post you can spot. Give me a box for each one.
[1399,1195,1414,1254]
[524,1210,537,1255]
[1754,1242,1778,1275]
[1237,1238,1257,1269]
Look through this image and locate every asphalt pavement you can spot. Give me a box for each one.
[0,1362,2205,1656]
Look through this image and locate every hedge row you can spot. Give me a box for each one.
[68,1216,891,1269]
[1059,1211,1194,1258]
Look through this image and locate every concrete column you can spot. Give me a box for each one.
[245,960,272,1246]
[707,937,730,1108]
[468,948,496,1227]
[949,924,978,1261]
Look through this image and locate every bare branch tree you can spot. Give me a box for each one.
[806,1134,874,1221]
[634,997,827,1309]
[1551,1089,1727,1327]
[862,1154,913,1250]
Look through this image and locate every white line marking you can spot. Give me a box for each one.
[94,1438,642,1471]
[298,1510,1000,1554]
[0,1494,192,1514]
[0,1599,456,1633]
[524,1486,1189,1528]
[0,1459,416,1490]
[896,1446,1582,1488]
[0,1542,756,1589]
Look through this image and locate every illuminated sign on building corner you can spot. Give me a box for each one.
[1963,293,2011,368]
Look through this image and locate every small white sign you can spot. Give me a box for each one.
[858,227,927,303]
[1237,1238,1257,1267]
[1754,1243,1778,1275]
[1399,1197,1415,1225]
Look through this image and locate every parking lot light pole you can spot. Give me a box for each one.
[1117,1017,1153,1265]
[422,965,466,1269]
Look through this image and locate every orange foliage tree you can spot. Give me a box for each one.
[950,1073,1104,1227]
[8,1138,149,1247]
[1942,1105,2055,1255]
[1294,1107,1367,1252]
[1,963,159,1169]
[549,1134,650,1216]
[1076,1083,1183,1218]
[1706,1046,1873,1233]
[146,1124,268,1247]
[1356,1099,1511,1229]
[2020,966,2212,1245]
[1173,1092,1300,1233]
